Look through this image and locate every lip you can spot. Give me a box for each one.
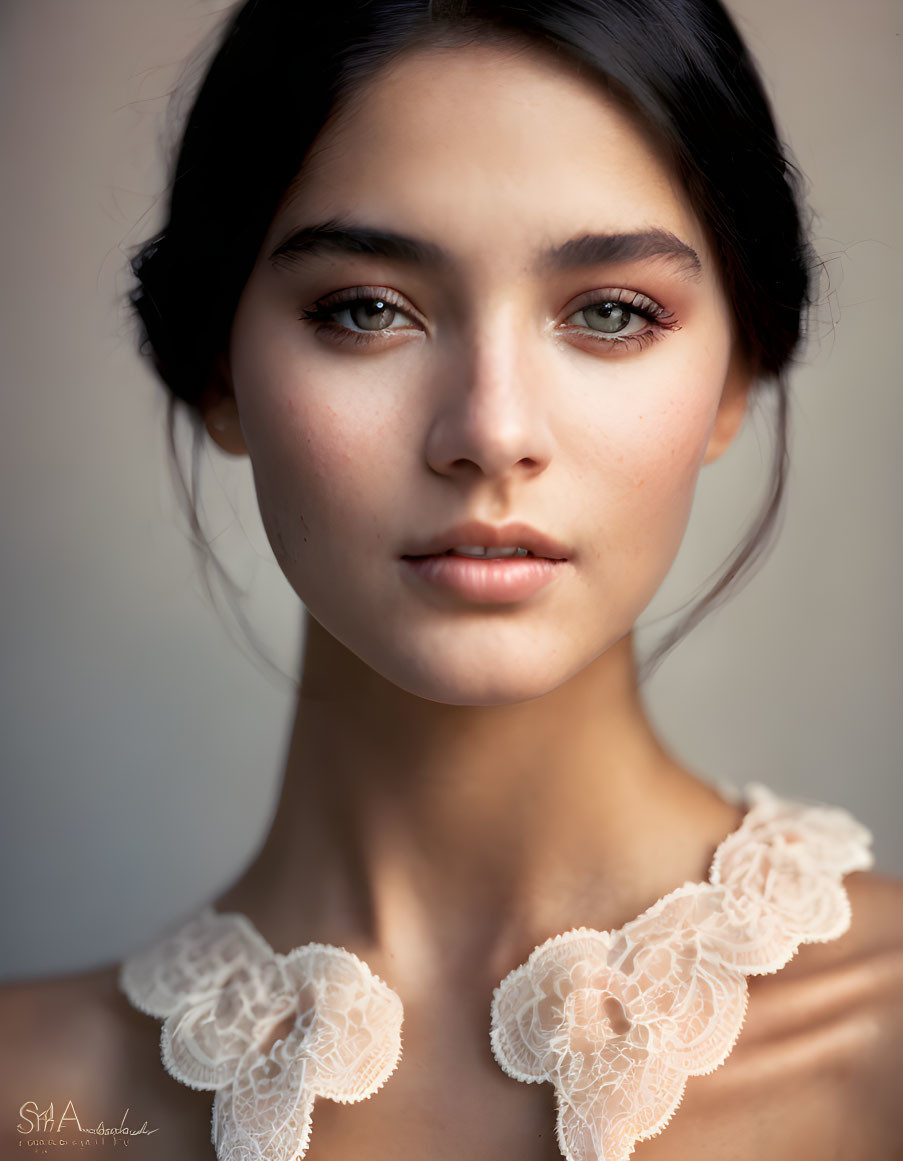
[401,553,566,603]
[400,520,571,560]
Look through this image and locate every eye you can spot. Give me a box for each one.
[560,288,679,353]
[300,286,421,345]
[568,301,644,336]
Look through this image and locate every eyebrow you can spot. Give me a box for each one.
[546,231,701,277]
[269,218,702,279]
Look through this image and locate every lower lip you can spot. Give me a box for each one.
[400,553,567,603]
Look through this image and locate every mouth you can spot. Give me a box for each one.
[400,547,567,603]
[403,548,540,560]
[401,520,571,562]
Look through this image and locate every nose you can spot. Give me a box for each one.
[422,316,555,484]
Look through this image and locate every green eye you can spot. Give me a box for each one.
[301,292,419,337]
[561,288,679,352]
[578,302,634,333]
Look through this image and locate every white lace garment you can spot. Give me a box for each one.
[119,782,873,1161]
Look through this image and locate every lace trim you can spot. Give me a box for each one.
[489,782,874,1161]
[119,911,403,1161]
[118,783,873,1161]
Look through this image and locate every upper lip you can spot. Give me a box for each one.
[402,520,571,560]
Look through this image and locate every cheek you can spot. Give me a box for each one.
[228,302,406,569]
[576,342,729,573]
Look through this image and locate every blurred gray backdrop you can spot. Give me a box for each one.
[1,0,900,981]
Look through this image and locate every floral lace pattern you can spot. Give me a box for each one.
[119,784,872,1161]
[119,909,403,1161]
[490,782,874,1161]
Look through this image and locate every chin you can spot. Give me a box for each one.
[371,645,591,707]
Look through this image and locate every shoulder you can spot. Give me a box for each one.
[821,871,903,1146]
[772,869,903,1002]
[0,961,130,1087]
[837,870,903,1059]
[807,868,903,972]
[0,962,171,1150]
[0,961,128,1079]
[750,870,903,1152]
[843,869,903,955]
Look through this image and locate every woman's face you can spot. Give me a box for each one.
[221,41,750,705]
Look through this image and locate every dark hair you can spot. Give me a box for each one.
[131,0,813,681]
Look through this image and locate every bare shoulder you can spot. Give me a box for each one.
[772,869,903,1007]
[740,869,903,1155]
[765,868,903,970]
[836,870,903,1045]
[0,963,136,1114]
[839,870,903,1055]
[824,870,903,1141]
[0,961,129,1088]
[0,961,209,1155]
[843,869,903,956]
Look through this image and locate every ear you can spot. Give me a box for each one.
[703,344,755,466]
[200,355,248,457]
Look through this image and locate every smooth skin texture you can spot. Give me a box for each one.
[2,41,901,1161]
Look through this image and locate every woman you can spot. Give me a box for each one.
[2,1,901,1158]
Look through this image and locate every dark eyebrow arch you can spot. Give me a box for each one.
[270,219,449,269]
[269,219,701,279]
[540,230,701,278]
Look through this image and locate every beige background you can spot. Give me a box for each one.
[1,0,900,981]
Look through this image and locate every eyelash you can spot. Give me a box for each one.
[299,285,680,353]
[299,286,419,351]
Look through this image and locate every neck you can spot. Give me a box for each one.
[216,616,742,993]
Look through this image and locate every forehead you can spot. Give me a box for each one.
[269,41,707,272]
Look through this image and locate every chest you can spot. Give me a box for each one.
[121,988,888,1161]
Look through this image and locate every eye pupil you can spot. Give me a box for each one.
[584,302,632,333]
